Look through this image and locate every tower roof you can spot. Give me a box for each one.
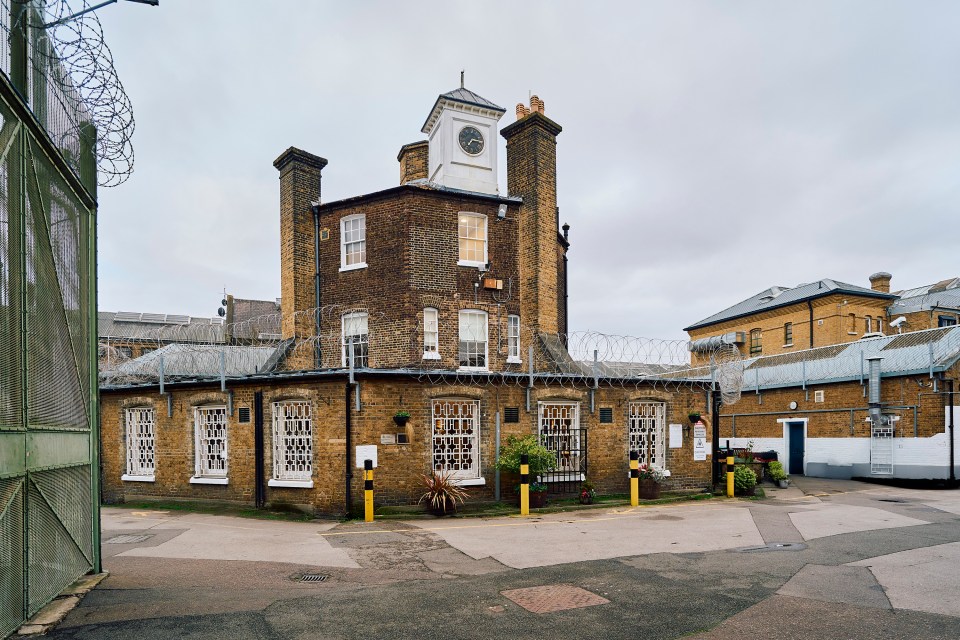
[421,87,506,134]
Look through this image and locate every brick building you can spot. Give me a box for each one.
[99,86,717,515]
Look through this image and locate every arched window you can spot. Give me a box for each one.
[749,329,762,355]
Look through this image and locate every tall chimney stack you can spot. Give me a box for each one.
[869,272,892,294]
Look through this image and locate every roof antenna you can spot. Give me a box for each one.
[460,70,464,89]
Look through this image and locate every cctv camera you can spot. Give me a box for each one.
[890,316,906,327]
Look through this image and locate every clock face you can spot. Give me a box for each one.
[458,126,484,155]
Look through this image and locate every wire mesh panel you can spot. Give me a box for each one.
[870,421,894,475]
[124,408,155,478]
[0,103,21,433]
[0,478,24,639]
[431,399,480,479]
[628,402,666,468]
[194,406,228,478]
[538,402,586,490]
[272,401,312,482]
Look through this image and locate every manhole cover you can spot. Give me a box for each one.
[105,534,153,545]
[297,573,329,583]
[736,542,807,553]
[501,584,609,613]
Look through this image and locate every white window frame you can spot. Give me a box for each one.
[507,315,521,363]
[431,399,483,485]
[457,212,487,267]
[537,401,584,482]
[339,213,367,272]
[190,405,229,485]
[341,311,369,367]
[122,407,156,482]
[458,309,488,371]
[423,307,440,360]
[628,402,667,469]
[269,400,314,488]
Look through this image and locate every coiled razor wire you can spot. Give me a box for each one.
[9,1,135,186]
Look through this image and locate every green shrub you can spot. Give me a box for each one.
[494,435,556,474]
[734,465,757,495]
[768,461,788,482]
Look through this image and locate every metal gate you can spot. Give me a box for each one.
[870,419,895,476]
[0,10,100,633]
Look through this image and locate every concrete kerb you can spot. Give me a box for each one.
[15,573,108,637]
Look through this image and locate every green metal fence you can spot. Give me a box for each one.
[0,3,99,635]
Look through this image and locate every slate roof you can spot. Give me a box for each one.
[684,279,898,331]
[421,87,505,134]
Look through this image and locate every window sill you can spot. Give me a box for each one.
[457,366,489,373]
[453,477,485,487]
[339,263,367,273]
[782,344,793,348]
[268,479,314,489]
[506,356,522,364]
[422,352,441,360]
[457,260,486,268]
[848,332,858,335]
[121,474,155,483]
[189,476,228,485]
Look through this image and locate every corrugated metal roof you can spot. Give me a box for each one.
[99,311,226,343]
[889,282,960,315]
[685,279,897,331]
[105,343,278,380]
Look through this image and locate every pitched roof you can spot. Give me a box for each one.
[421,87,505,134]
[98,311,225,343]
[889,277,960,315]
[103,343,278,383]
[684,279,897,331]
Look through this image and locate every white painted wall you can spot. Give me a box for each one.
[427,105,501,194]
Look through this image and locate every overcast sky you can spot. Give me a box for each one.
[94,1,960,341]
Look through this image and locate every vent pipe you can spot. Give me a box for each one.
[867,356,883,428]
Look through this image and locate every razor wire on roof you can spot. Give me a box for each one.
[3,1,136,186]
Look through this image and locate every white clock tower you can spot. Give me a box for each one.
[421,81,506,195]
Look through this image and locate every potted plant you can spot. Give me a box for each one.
[393,410,411,427]
[636,463,666,499]
[418,469,469,516]
[733,465,757,496]
[768,461,789,488]
[579,481,597,505]
[495,434,556,507]
[687,411,702,424]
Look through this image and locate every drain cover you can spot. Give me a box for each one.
[298,573,329,583]
[736,542,807,553]
[105,534,153,545]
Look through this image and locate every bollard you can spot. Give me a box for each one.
[364,459,374,522]
[629,450,639,507]
[520,453,530,516]
[726,456,735,498]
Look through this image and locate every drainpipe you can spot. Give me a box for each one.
[949,378,956,485]
[807,300,815,348]
[312,203,322,369]
[345,381,353,517]
[254,392,265,508]
[711,388,722,486]
[562,222,570,345]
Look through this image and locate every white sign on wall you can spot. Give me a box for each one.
[669,424,683,449]
[355,445,378,468]
[693,422,707,461]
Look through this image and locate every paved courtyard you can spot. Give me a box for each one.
[45,478,960,639]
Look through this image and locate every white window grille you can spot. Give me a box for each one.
[340,214,366,270]
[458,309,488,369]
[272,401,313,483]
[458,212,487,266]
[628,402,666,468]
[538,402,582,478]
[342,312,369,367]
[423,307,439,359]
[193,406,228,480]
[431,399,480,479]
[507,315,521,362]
[124,407,155,479]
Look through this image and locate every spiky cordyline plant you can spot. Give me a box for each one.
[418,470,470,514]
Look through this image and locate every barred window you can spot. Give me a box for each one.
[423,307,439,358]
[538,402,583,477]
[749,328,762,355]
[124,407,155,479]
[507,315,521,361]
[458,309,487,370]
[272,401,312,483]
[342,312,369,367]
[432,399,480,479]
[193,406,228,480]
[628,402,666,468]
[340,214,366,270]
[458,212,487,266]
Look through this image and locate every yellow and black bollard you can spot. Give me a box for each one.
[630,450,639,507]
[364,459,374,522]
[726,456,735,498]
[520,453,530,516]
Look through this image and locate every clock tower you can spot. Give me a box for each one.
[421,82,505,195]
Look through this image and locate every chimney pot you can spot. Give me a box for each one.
[516,103,530,120]
[869,272,892,294]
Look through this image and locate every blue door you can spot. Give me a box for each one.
[788,422,805,475]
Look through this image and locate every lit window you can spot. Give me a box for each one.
[749,329,762,355]
[123,407,155,481]
[423,308,439,359]
[192,406,228,482]
[458,213,487,267]
[341,312,369,367]
[784,323,793,346]
[507,315,521,362]
[432,399,480,479]
[340,214,366,270]
[538,402,584,481]
[628,402,665,468]
[271,401,313,486]
[458,310,487,369]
